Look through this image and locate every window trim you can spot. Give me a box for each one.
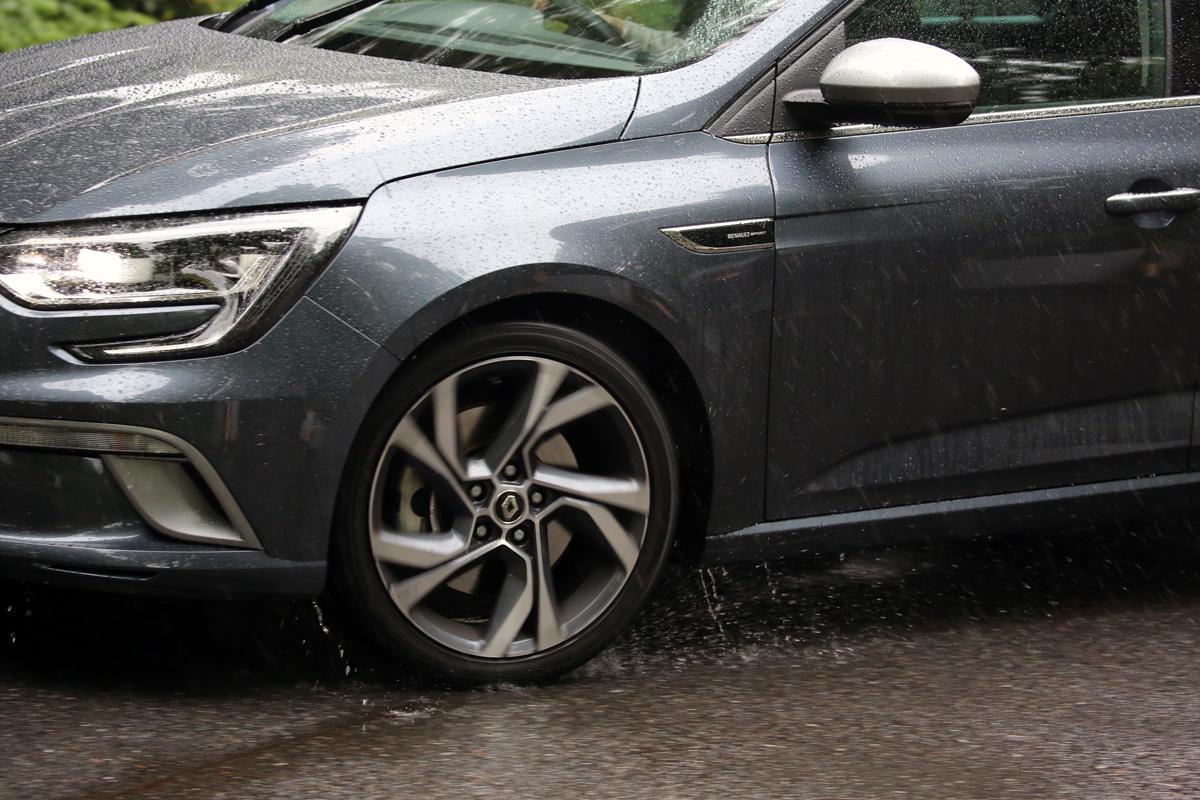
[727,93,1200,143]
[720,0,1194,143]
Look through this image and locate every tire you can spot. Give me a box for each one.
[331,321,679,683]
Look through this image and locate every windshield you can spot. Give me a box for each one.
[218,0,785,78]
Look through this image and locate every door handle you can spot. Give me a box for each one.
[1106,187,1200,216]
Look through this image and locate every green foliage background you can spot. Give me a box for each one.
[0,0,243,52]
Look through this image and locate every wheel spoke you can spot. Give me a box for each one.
[532,465,650,515]
[390,416,471,511]
[371,353,654,662]
[465,457,493,482]
[534,523,563,649]
[528,385,616,445]
[389,539,503,614]
[483,360,568,472]
[480,555,534,658]
[371,527,469,570]
[431,374,464,481]
[550,497,641,574]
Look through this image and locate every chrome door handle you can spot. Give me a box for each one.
[1106,187,1200,216]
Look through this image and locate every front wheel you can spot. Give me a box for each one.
[332,322,679,683]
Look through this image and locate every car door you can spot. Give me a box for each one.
[765,0,1200,520]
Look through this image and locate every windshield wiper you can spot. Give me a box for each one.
[217,0,284,32]
[273,0,387,41]
[217,0,383,40]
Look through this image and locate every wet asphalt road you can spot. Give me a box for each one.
[3,522,1200,799]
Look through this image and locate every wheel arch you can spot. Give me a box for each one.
[308,132,775,557]
[367,281,714,565]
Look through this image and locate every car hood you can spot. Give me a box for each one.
[0,19,639,224]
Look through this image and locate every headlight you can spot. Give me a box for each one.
[0,206,361,360]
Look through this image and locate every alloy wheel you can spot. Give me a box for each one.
[367,356,651,660]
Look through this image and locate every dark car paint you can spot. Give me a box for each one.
[0,20,634,224]
[0,293,397,575]
[0,446,325,595]
[0,0,843,226]
[768,106,1200,518]
[307,132,777,535]
[1,0,1199,596]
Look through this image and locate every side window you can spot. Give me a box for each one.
[843,0,1170,111]
[1178,4,1200,96]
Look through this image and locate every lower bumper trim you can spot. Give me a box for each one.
[0,530,325,598]
[0,415,260,550]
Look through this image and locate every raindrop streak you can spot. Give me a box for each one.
[698,568,726,640]
[762,561,778,597]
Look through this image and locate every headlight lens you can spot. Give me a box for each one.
[0,206,360,360]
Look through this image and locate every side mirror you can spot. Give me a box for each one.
[786,38,981,129]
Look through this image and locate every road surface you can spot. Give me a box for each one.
[3,522,1200,799]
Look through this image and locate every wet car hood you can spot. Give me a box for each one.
[0,19,639,224]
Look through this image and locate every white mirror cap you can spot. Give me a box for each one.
[821,38,981,106]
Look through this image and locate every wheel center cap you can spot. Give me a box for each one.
[495,491,525,524]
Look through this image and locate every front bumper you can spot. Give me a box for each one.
[0,450,324,595]
[0,292,398,596]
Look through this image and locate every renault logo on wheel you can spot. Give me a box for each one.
[496,492,525,524]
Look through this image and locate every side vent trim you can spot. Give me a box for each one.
[662,219,775,254]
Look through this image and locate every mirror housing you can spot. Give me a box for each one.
[786,38,981,129]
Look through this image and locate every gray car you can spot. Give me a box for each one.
[2,0,1198,682]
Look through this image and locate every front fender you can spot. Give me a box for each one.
[307,132,776,535]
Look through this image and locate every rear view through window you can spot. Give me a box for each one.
[219,0,787,78]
